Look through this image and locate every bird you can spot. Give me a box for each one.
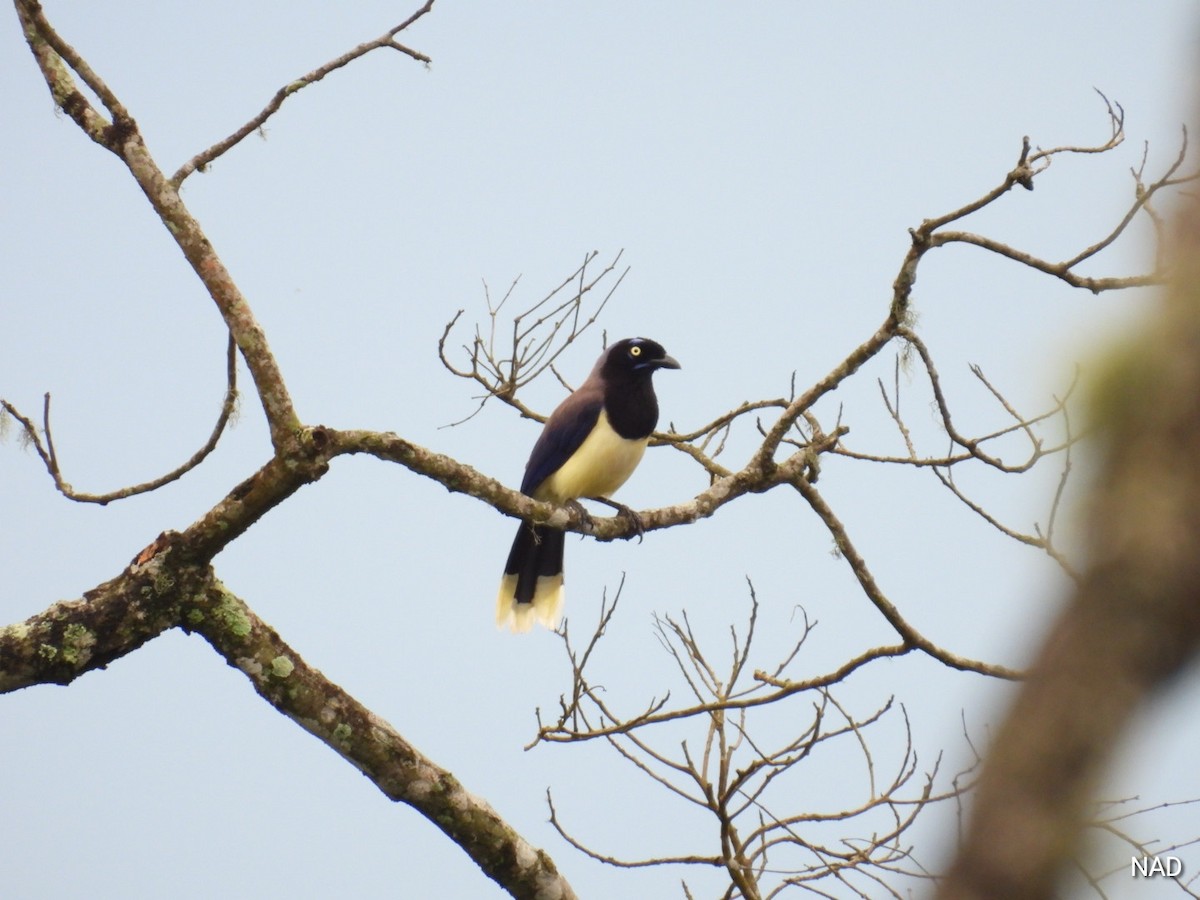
[496,337,680,632]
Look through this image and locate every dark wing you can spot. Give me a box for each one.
[520,387,604,496]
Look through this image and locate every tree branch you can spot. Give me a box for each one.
[0,334,239,504]
[938,150,1200,900]
[171,2,436,184]
[16,0,301,450]
[0,530,578,898]
[193,577,578,900]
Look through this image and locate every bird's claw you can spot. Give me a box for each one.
[577,497,646,542]
[566,499,595,532]
[619,504,646,544]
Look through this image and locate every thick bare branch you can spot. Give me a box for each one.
[0,531,577,899]
[193,578,578,900]
[9,6,1198,896]
[17,0,302,450]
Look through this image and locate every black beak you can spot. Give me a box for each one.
[655,354,681,370]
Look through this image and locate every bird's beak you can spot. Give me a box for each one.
[656,354,681,370]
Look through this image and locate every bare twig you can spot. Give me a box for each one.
[1,334,239,504]
[172,3,436,184]
[438,250,628,424]
[538,593,972,896]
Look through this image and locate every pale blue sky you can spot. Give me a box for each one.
[3,3,1198,897]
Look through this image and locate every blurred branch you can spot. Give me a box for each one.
[429,101,1184,578]
[9,4,1200,896]
[10,0,1187,708]
[938,145,1200,900]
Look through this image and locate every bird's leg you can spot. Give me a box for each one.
[588,497,645,543]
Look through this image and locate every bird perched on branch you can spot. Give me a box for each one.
[496,337,680,632]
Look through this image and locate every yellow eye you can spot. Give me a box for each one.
[629,345,642,357]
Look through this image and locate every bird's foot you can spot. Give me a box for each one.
[589,497,645,543]
[565,499,596,533]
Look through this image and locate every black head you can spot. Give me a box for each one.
[598,337,681,380]
[595,337,679,439]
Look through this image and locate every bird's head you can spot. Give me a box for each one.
[600,337,681,378]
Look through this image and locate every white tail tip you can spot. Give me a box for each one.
[495,574,564,633]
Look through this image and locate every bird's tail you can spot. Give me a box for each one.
[496,523,565,632]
